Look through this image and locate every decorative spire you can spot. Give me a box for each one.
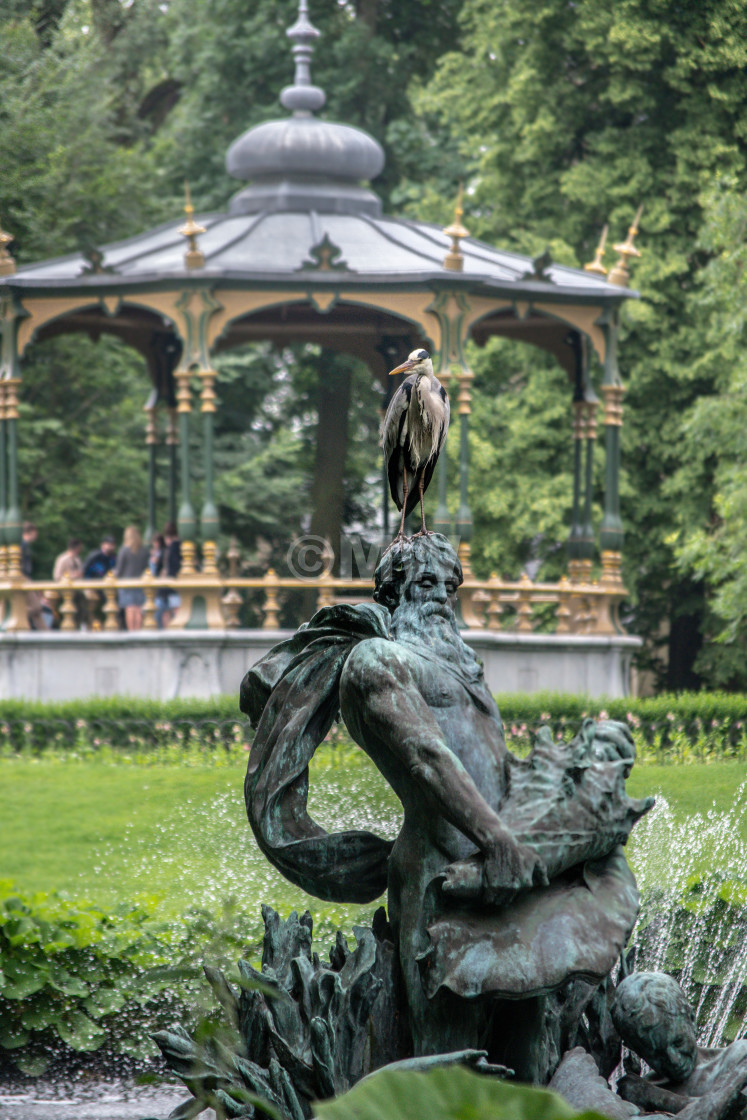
[280,0,326,116]
[608,205,643,287]
[443,185,469,272]
[0,218,16,277]
[584,224,608,277]
[178,182,205,270]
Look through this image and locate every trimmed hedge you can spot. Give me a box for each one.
[0,696,248,756]
[1,692,747,760]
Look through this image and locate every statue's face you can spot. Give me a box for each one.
[634,1014,698,1083]
[402,558,460,619]
[652,1018,698,1082]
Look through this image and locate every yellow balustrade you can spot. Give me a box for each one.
[0,566,627,637]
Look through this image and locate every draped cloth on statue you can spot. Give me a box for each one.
[241,603,395,904]
[418,846,640,1001]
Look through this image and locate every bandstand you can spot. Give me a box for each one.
[0,1,642,700]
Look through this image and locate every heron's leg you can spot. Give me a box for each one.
[382,473,410,556]
[412,475,430,537]
[398,474,409,539]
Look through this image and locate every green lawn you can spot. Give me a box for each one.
[2,751,746,940]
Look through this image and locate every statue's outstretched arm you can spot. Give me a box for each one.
[341,641,546,904]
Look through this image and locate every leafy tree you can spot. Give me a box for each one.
[417,0,747,687]
[18,335,150,577]
[667,180,747,687]
[460,338,605,584]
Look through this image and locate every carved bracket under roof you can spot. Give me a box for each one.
[174,288,222,372]
[0,295,21,380]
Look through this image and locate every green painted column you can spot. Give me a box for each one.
[567,401,585,579]
[5,378,21,576]
[199,370,219,574]
[167,408,178,529]
[599,316,625,585]
[432,360,453,536]
[175,370,197,574]
[454,367,474,574]
[579,400,598,580]
[145,403,157,545]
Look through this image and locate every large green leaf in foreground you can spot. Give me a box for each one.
[314,1066,606,1120]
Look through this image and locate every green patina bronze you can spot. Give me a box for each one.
[240,534,652,1083]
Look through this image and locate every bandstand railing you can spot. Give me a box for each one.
[0,560,627,637]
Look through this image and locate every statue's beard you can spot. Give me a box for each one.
[391,599,481,678]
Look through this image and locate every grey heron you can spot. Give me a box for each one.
[380,348,450,540]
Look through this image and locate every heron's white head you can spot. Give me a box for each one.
[387,348,433,380]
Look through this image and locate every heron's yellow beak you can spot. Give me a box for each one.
[387,359,415,376]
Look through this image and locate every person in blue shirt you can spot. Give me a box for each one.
[83,535,117,580]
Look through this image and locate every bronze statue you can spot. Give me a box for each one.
[241,533,653,1083]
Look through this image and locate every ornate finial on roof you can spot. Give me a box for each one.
[179,182,206,270]
[584,224,608,277]
[0,218,16,277]
[280,0,326,116]
[608,205,643,287]
[443,185,469,272]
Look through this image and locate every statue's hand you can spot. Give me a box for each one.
[481,836,548,907]
[440,835,548,906]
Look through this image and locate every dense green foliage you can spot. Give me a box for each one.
[0,879,260,1078]
[3,0,747,682]
[0,694,246,753]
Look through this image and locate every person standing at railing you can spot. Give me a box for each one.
[53,538,83,582]
[115,526,149,631]
[82,535,117,580]
[81,534,118,628]
[53,538,86,628]
[21,521,50,630]
[157,522,182,629]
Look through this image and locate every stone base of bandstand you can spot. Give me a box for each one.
[0,629,641,702]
